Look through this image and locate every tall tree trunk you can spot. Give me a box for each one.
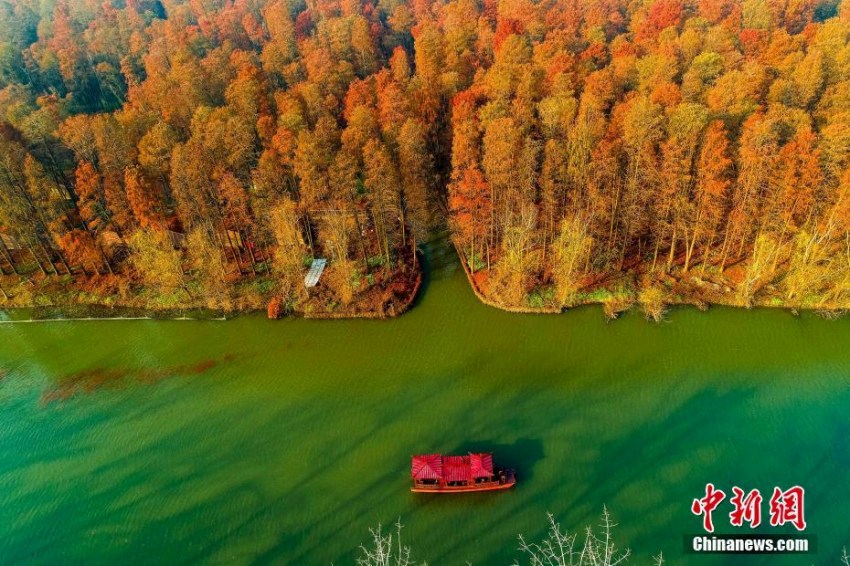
[684,228,699,273]
[699,228,718,276]
[770,219,793,273]
[206,222,231,277]
[0,237,19,275]
[223,229,244,275]
[470,230,475,274]
[651,237,661,272]
[718,227,732,271]
[348,199,369,272]
[302,212,315,258]
[245,236,259,276]
[375,199,391,269]
[99,245,114,275]
[262,243,274,273]
[667,228,677,271]
[399,194,407,249]
[44,144,73,200]
[54,246,73,275]
[489,184,496,270]
[411,232,418,268]
[40,240,65,275]
[27,240,49,276]
[736,229,748,259]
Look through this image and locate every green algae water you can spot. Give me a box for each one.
[1,242,849,565]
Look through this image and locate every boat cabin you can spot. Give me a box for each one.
[411,453,516,493]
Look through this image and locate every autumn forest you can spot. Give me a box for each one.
[2,0,850,317]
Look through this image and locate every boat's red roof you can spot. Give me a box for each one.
[444,455,471,482]
[412,454,443,480]
[411,453,495,481]
[470,452,493,478]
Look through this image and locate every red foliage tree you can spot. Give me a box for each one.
[124,166,163,229]
[493,19,525,53]
[637,0,684,43]
[449,167,491,272]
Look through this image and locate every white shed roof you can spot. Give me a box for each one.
[304,258,327,288]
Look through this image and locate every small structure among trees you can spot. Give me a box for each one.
[303,258,327,288]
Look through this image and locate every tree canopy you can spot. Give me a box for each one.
[1,0,850,312]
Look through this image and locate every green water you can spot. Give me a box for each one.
[1,243,849,565]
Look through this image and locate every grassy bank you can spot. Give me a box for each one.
[454,242,847,321]
[0,255,422,321]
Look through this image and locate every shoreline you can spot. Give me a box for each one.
[453,241,561,315]
[301,265,422,320]
[451,240,846,319]
[2,243,845,322]
[0,261,423,323]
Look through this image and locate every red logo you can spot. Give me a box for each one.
[691,483,726,533]
[729,487,762,528]
[769,486,807,531]
[692,484,806,532]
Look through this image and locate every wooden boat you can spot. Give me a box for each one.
[411,453,516,493]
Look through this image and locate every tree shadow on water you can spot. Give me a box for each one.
[407,233,458,313]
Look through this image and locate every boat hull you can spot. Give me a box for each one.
[411,477,516,493]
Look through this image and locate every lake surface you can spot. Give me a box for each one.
[1,242,848,565]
